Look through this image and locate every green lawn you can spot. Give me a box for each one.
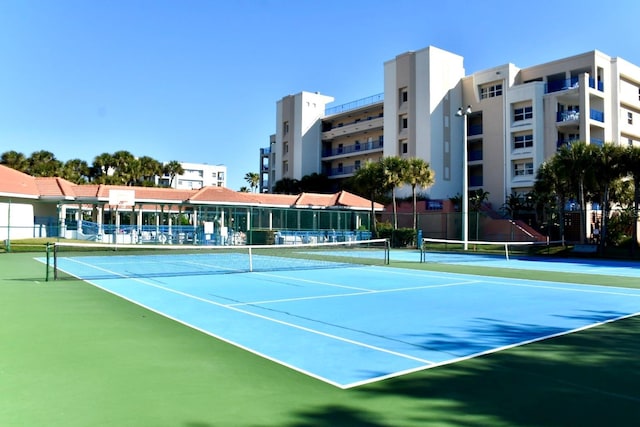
[2,252,640,426]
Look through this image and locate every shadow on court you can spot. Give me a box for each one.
[287,315,640,427]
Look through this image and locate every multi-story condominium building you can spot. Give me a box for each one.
[158,162,227,190]
[261,45,640,211]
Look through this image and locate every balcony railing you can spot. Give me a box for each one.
[468,150,483,161]
[557,110,580,122]
[468,124,483,136]
[327,165,357,177]
[546,77,579,93]
[469,176,483,187]
[589,77,604,91]
[545,76,604,94]
[322,139,384,158]
[590,109,604,122]
[324,93,384,116]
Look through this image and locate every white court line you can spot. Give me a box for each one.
[367,264,640,296]
[482,278,640,298]
[228,278,480,307]
[62,257,438,368]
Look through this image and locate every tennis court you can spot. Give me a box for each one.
[47,241,640,389]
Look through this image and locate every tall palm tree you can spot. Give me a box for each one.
[163,161,184,187]
[348,160,388,237]
[381,156,406,229]
[554,142,596,243]
[244,172,260,192]
[91,152,116,183]
[273,177,300,194]
[138,156,163,186]
[1,150,29,172]
[62,159,90,184]
[625,145,640,255]
[591,143,626,252]
[402,157,435,230]
[111,150,137,185]
[27,150,62,177]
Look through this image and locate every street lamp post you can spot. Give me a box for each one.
[456,105,472,250]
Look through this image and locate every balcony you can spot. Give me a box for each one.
[322,139,384,158]
[546,77,579,93]
[468,149,483,161]
[469,176,483,187]
[557,110,580,122]
[589,109,604,122]
[322,115,384,139]
[589,77,604,91]
[546,76,604,94]
[327,164,357,177]
[325,93,384,116]
[468,124,483,136]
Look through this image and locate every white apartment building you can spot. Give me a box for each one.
[262,46,640,211]
[158,162,227,190]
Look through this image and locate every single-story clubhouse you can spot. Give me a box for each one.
[0,165,382,245]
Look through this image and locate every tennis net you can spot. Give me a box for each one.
[47,238,390,281]
[420,237,564,263]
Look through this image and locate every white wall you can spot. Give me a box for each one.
[0,202,35,240]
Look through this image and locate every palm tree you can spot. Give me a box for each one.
[381,156,405,229]
[239,186,250,193]
[111,150,137,185]
[244,172,260,192]
[555,142,596,243]
[138,156,163,186]
[273,177,301,194]
[163,161,184,187]
[468,189,489,240]
[625,145,640,255]
[348,160,388,237]
[299,173,331,193]
[61,159,90,184]
[27,150,62,177]
[591,143,626,252]
[91,152,116,184]
[402,157,435,230]
[1,150,29,172]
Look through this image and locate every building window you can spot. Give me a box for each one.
[338,162,343,173]
[480,83,503,99]
[355,160,361,170]
[400,139,408,154]
[400,87,408,104]
[283,161,288,173]
[513,134,533,149]
[217,172,225,180]
[338,143,343,154]
[514,106,533,121]
[400,114,408,129]
[283,121,289,134]
[514,161,534,177]
[628,112,633,125]
[355,140,361,151]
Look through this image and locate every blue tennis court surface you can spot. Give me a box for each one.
[392,250,640,278]
[52,253,640,388]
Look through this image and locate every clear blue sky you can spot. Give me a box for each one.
[1,0,639,190]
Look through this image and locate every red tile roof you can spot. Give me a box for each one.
[0,165,40,198]
[0,165,382,210]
